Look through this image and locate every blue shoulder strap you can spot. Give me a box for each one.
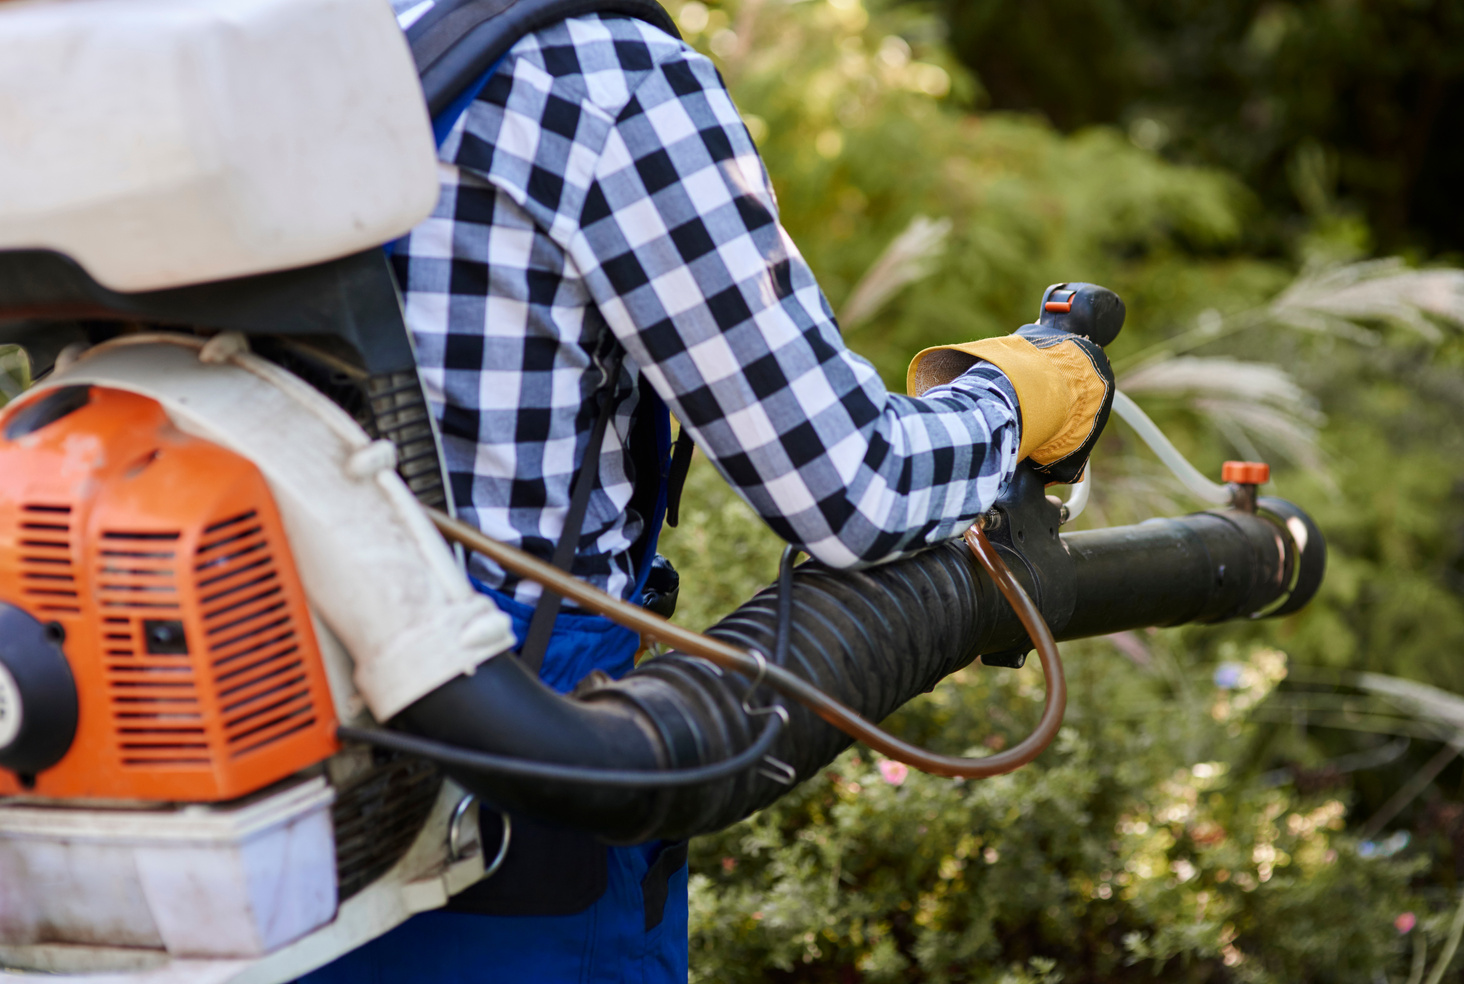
[428,56,504,147]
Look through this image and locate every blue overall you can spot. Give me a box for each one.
[299,388,686,984]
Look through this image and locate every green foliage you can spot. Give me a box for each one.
[667,0,1279,392]
[935,0,1464,256]
[656,0,1464,979]
[0,345,29,408]
[674,637,1434,983]
[657,450,785,636]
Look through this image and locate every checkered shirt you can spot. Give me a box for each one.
[390,10,1022,606]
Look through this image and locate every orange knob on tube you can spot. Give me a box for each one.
[1221,461,1270,485]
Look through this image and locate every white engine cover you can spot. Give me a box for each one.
[37,334,518,721]
[0,0,439,292]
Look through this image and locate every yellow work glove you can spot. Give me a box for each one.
[906,283,1121,484]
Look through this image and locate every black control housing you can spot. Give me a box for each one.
[0,603,79,780]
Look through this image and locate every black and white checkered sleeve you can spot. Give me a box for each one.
[444,18,1022,569]
[567,47,1021,566]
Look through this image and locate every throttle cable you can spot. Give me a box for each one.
[396,507,1068,780]
[337,538,805,787]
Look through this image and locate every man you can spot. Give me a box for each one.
[302,7,1108,982]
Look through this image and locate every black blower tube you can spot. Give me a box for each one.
[395,497,1324,843]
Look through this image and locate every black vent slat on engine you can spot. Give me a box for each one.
[195,519,320,760]
[19,504,79,613]
[96,530,212,770]
[214,636,297,677]
[220,666,306,707]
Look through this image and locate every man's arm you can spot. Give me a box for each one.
[445,17,1022,568]
[574,44,1026,566]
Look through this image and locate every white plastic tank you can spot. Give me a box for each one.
[0,0,440,292]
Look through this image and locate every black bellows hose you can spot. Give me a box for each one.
[381,498,1324,844]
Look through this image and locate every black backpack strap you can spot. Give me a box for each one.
[407,0,680,118]
[517,351,626,675]
[664,427,694,528]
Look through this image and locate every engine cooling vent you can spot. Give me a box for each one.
[246,340,451,511]
[368,370,448,509]
[196,511,319,759]
[96,529,209,768]
[18,504,79,616]
[333,754,442,901]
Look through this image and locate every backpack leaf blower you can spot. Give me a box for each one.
[0,0,1322,979]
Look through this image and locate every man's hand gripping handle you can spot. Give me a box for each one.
[906,282,1124,484]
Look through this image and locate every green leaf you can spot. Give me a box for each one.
[0,345,31,407]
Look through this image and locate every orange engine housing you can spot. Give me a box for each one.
[0,385,339,801]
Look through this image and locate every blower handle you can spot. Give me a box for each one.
[1035,282,1126,347]
[1019,282,1123,486]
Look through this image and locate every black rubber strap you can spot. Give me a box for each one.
[518,353,625,674]
[665,429,695,528]
[409,0,680,118]
[410,0,515,71]
[641,841,689,931]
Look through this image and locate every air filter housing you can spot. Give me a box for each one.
[0,384,339,801]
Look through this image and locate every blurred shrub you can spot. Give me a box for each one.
[934,0,1464,257]
[0,345,29,407]
[671,620,1437,982]
[665,0,1284,387]
[657,0,1464,979]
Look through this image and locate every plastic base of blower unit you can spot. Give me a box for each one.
[0,774,487,984]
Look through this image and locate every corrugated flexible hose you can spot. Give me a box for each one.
[342,493,1321,842]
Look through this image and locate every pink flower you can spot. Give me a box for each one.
[1396,912,1417,934]
[878,759,908,786]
